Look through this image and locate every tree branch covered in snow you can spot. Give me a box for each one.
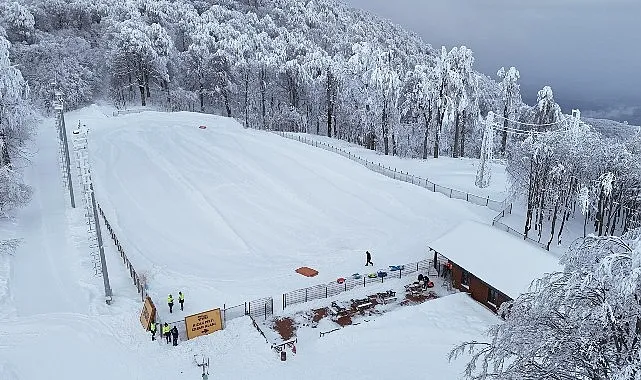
[450,230,641,380]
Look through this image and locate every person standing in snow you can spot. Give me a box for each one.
[171,326,179,346]
[149,321,156,341]
[178,291,185,311]
[163,323,171,344]
[168,294,174,313]
[365,250,373,266]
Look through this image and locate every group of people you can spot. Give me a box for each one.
[146,291,187,347]
[417,273,434,289]
[167,291,185,313]
[149,321,180,346]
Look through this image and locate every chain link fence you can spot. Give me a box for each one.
[271,132,507,212]
[96,202,148,301]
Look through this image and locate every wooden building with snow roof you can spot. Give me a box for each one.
[429,221,563,313]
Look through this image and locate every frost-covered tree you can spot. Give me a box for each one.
[0,31,33,215]
[451,230,641,380]
[402,65,436,159]
[496,66,521,154]
[0,2,36,43]
[475,112,494,188]
[533,86,562,131]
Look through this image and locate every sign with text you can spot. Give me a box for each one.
[139,296,156,331]
[185,309,223,339]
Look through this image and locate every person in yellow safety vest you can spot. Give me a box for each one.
[168,294,174,313]
[162,323,171,344]
[149,321,156,341]
[178,291,185,311]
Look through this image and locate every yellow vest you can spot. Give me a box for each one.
[163,325,170,334]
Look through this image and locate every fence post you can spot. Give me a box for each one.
[305,288,308,303]
[363,276,365,287]
[486,197,489,206]
[264,303,267,321]
[325,286,328,299]
[433,183,436,192]
[450,189,453,198]
[399,268,402,279]
[466,193,469,202]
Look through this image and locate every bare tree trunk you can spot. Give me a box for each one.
[422,105,432,159]
[199,83,205,113]
[460,110,466,157]
[260,68,266,129]
[223,87,232,117]
[501,104,508,155]
[547,197,559,251]
[326,68,334,138]
[453,111,460,158]
[382,101,389,155]
[524,159,535,238]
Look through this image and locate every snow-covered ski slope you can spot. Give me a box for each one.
[71,106,495,313]
[0,105,503,380]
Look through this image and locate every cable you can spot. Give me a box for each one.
[494,112,571,127]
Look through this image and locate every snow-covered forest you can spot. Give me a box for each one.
[0,0,640,243]
[1,1,640,379]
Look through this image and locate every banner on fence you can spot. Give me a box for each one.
[140,296,156,331]
[185,308,223,339]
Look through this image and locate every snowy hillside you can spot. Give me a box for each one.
[0,106,501,380]
[71,106,495,315]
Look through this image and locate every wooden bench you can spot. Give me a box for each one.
[380,296,397,304]
[356,302,373,311]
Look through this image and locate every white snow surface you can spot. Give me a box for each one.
[0,105,506,380]
[72,106,495,315]
[291,133,509,201]
[429,221,563,299]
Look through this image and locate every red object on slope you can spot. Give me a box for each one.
[295,267,319,277]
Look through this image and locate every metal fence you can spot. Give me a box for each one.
[272,132,507,212]
[491,203,547,250]
[282,259,436,309]
[96,202,148,301]
[221,297,274,324]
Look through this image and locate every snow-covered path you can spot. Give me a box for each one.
[11,119,87,316]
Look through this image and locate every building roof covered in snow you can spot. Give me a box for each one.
[429,221,563,299]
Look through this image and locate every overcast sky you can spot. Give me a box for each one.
[341,0,641,124]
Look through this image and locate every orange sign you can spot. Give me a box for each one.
[139,296,156,331]
[185,309,223,339]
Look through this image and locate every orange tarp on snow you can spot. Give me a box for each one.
[295,267,319,277]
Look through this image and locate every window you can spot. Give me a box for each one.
[461,270,470,287]
[488,288,499,305]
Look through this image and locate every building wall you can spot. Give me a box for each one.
[449,262,510,314]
